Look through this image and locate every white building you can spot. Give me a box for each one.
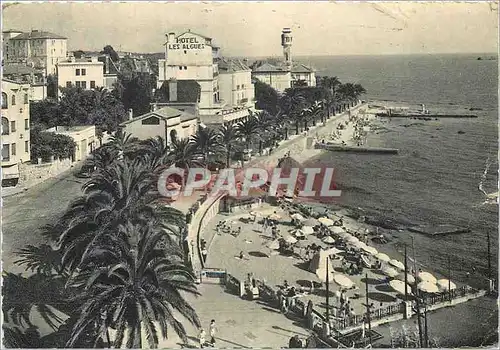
[56,55,118,92]
[218,58,255,109]
[157,30,254,125]
[46,125,96,162]
[119,106,198,144]
[2,64,47,101]
[5,30,68,76]
[1,79,31,186]
[251,28,316,92]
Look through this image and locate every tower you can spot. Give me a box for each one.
[281,27,292,69]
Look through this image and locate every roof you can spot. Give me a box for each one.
[177,30,212,40]
[218,58,251,73]
[3,29,23,34]
[3,64,38,75]
[120,106,196,126]
[252,62,288,73]
[155,80,201,104]
[10,30,67,40]
[292,63,315,73]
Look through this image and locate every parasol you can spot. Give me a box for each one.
[304,218,319,226]
[417,281,439,293]
[382,266,399,278]
[418,271,437,284]
[301,226,315,235]
[269,213,282,221]
[284,235,298,244]
[291,213,306,221]
[318,217,334,227]
[333,274,355,289]
[375,252,391,262]
[322,236,335,244]
[361,245,378,256]
[437,279,457,291]
[330,226,345,234]
[389,259,405,271]
[389,280,412,295]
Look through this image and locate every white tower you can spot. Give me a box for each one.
[281,27,292,69]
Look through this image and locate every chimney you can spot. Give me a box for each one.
[168,32,175,43]
[151,103,158,112]
[91,56,98,63]
[169,79,178,102]
[128,109,133,120]
[105,55,110,74]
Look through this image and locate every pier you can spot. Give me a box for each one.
[315,143,399,154]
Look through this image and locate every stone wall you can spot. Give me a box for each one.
[18,158,77,188]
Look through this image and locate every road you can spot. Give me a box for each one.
[2,169,85,275]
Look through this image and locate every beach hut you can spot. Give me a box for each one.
[389,280,412,295]
[318,217,334,227]
[389,259,405,271]
[418,271,437,284]
[417,281,439,294]
[322,236,335,244]
[437,279,457,291]
[333,274,355,289]
[375,252,391,262]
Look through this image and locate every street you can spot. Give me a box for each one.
[2,169,85,275]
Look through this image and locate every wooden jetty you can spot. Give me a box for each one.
[315,143,399,154]
[408,224,471,236]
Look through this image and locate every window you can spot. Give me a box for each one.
[141,116,160,125]
[11,95,16,106]
[66,81,72,88]
[242,84,245,89]
[75,81,81,88]
[90,81,96,89]
[2,117,9,135]
[24,119,29,130]
[236,85,240,90]
[81,81,87,89]
[76,69,81,76]
[25,140,29,153]
[179,66,182,70]
[24,93,29,104]
[11,143,16,156]
[81,68,86,76]
[1,92,7,109]
[2,144,10,162]
[170,129,178,142]
[10,121,15,132]
[183,66,187,70]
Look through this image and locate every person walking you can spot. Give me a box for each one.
[209,320,217,346]
[199,328,206,348]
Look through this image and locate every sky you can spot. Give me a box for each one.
[2,1,498,56]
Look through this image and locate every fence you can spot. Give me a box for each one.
[200,268,227,285]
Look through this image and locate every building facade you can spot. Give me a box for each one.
[1,79,31,186]
[6,30,68,76]
[218,58,255,109]
[2,64,47,101]
[251,28,316,92]
[119,106,198,144]
[45,125,96,162]
[56,55,117,92]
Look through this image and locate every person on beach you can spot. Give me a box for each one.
[209,320,217,346]
[199,328,206,348]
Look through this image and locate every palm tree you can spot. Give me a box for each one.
[167,137,202,170]
[236,117,260,165]
[109,130,139,160]
[319,76,341,117]
[353,83,367,105]
[191,127,221,167]
[218,124,238,168]
[279,89,306,135]
[255,111,278,154]
[66,223,201,348]
[137,136,170,170]
[14,244,65,277]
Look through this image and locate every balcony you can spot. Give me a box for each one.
[239,98,248,104]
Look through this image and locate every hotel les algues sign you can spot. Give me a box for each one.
[167,36,206,51]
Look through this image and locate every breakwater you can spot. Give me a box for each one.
[315,143,399,154]
[376,113,478,119]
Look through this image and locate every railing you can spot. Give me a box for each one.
[425,286,480,306]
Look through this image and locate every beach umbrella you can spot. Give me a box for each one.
[284,235,298,244]
[353,241,368,250]
[250,211,261,217]
[267,239,280,250]
[398,273,416,285]
[389,280,412,295]
[382,266,399,278]
[301,226,315,235]
[361,245,378,256]
[304,218,319,226]
[291,213,306,221]
[389,259,405,271]
[347,236,360,244]
[418,271,437,284]
[318,217,334,227]
[418,281,439,293]
[330,226,345,234]
[324,247,343,256]
[322,236,335,244]
[437,279,457,291]
[375,252,390,262]
[333,274,355,289]
[316,269,334,283]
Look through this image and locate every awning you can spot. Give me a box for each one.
[1,164,19,179]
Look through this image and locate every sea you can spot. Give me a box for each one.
[300,53,498,287]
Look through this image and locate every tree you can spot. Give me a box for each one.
[167,137,202,171]
[30,99,61,128]
[101,45,120,62]
[236,117,260,163]
[46,74,58,99]
[191,127,221,166]
[30,127,77,162]
[254,80,279,115]
[114,72,156,117]
[279,88,306,135]
[218,124,238,168]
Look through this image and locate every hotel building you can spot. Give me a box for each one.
[5,30,68,76]
[1,79,31,186]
